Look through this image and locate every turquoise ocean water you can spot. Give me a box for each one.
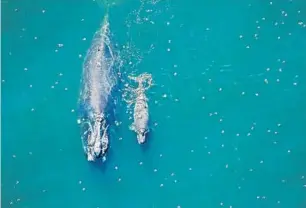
[2,0,306,207]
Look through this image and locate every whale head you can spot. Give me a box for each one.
[137,128,148,144]
[84,113,109,161]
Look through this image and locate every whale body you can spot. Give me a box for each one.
[129,73,152,144]
[78,14,115,161]
[133,91,149,144]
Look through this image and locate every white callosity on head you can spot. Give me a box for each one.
[101,123,109,155]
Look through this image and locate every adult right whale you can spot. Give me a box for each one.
[129,73,152,144]
[78,14,115,162]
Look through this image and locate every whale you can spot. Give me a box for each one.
[78,14,115,162]
[129,73,152,144]
[133,91,149,144]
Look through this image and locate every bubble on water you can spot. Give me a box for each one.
[264,79,268,84]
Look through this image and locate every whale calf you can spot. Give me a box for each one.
[78,14,115,161]
[128,73,152,144]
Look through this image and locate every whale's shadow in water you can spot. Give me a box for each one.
[140,132,152,152]
[87,147,114,173]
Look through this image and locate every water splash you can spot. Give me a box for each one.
[96,0,123,9]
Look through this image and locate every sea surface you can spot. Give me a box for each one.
[2,0,306,207]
